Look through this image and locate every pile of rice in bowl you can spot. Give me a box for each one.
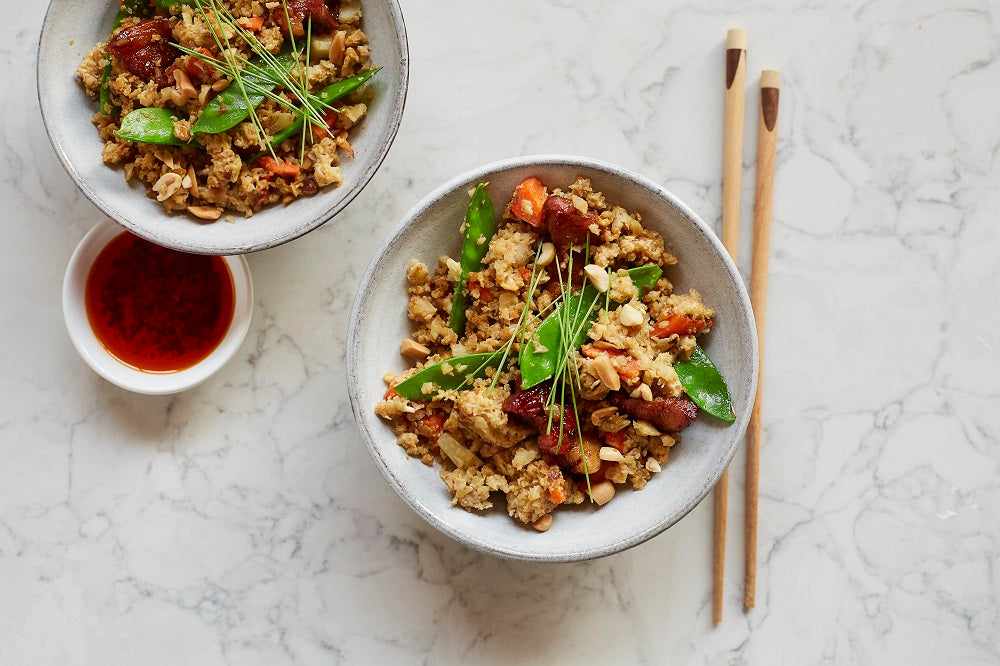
[376,177,732,532]
[77,0,374,219]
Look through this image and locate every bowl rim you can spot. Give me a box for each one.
[347,154,758,562]
[36,0,410,255]
[63,218,254,394]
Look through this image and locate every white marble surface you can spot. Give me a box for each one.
[2,0,999,663]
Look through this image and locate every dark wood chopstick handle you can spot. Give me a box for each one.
[721,28,747,261]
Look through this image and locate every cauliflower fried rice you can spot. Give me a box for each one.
[77,0,373,218]
[376,178,717,530]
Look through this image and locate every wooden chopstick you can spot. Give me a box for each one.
[744,69,780,612]
[721,28,747,259]
[714,26,747,627]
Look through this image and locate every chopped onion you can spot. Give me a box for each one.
[339,0,362,23]
[309,36,334,64]
[269,111,296,132]
[437,433,482,469]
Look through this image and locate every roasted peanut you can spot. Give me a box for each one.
[153,172,182,202]
[592,354,620,391]
[400,338,431,359]
[532,514,553,532]
[583,264,610,293]
[187,205,223,220]
[599,446,625,463]
[591,481,616,506]
[618,303,644,327]
[536,242,556,267]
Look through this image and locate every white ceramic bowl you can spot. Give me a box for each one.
[348,155,758,562]
[63,218,253,394]
[37,0,408,255]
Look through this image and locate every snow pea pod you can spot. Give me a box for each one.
[115,107,199,146]
[614,265,661,295]
[99,0,154,116]
[674,345,735,422]
[393,352,504,401]
[252,68,380,158]
[449,183,497,334]
[191,46,299,135]
[519,266,662,388]
[519,291,596,390]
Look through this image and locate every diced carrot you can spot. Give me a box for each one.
[184,58,201,80]
[307,109,339,142]
[519,266,532,282]
[420,413,445,438]
[603,431,627,453]
[273,162,299,178]
[547,466,567,504]
[510,177,547,227]
[575,466,607,492]
[468,279,492,301]
[582,344,640,383]
[651,315,707,338]
[383,386,398,400]
[256,156,300,179]
[334,130,355,158]
[185,48,216,81]
[238,16,266,31]
[581,343,620,359]
[619,356,641,381]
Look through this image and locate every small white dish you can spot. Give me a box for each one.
[348,155,759,562]
[63,219,253,394]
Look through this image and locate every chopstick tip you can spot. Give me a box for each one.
[726,28,747,49]
[761,69,781,88]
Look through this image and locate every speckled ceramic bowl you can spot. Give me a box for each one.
[348,155,758,562]
[37,0,408,255]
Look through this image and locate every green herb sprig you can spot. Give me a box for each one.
[175,0,344,159]
[543,242,605,500]
[394,242,562,401]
